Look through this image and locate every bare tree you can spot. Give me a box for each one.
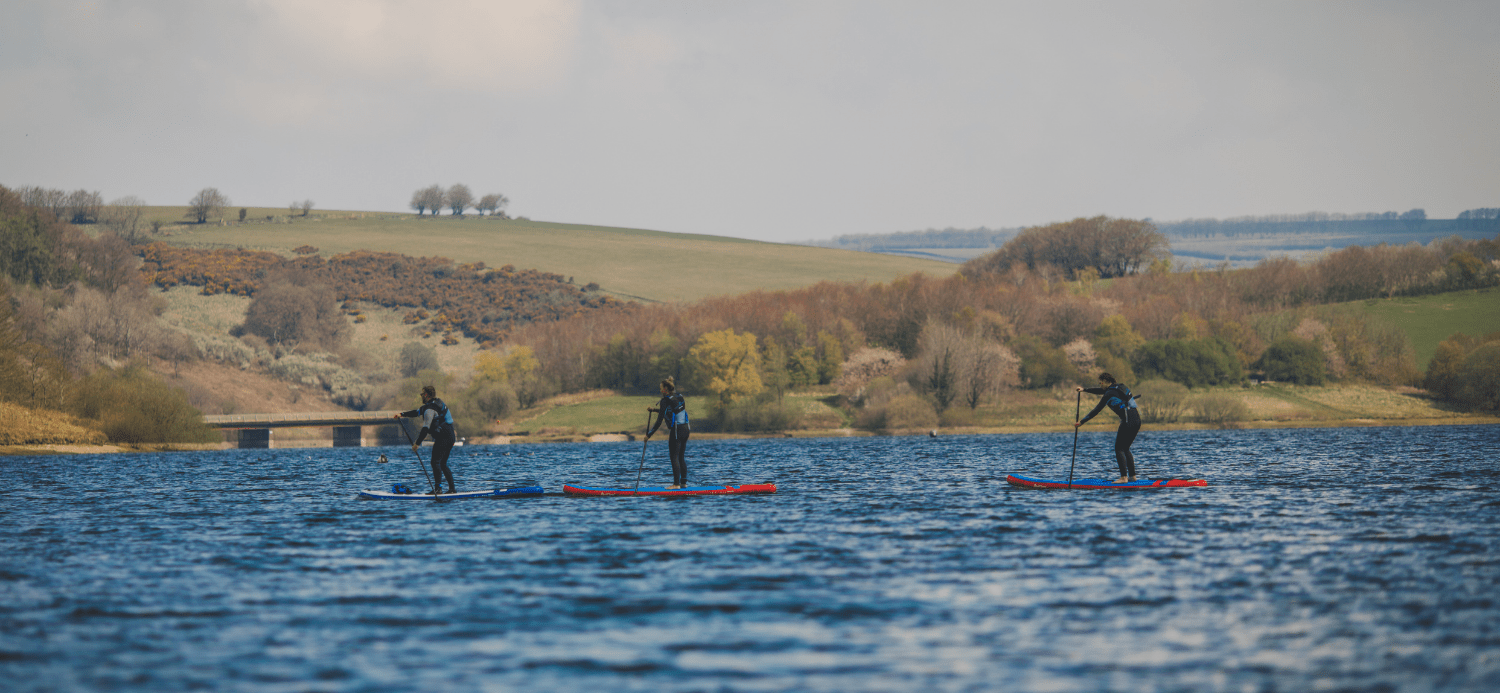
[102,196,148,244]
[410,184,443,216]
[476,193,509,217]
[445,184,473,216]
[300,199,314,216]
[188,188,229,224]
[65,190,103,224]
[19,186,69,220]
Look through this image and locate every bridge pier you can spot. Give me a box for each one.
[333,426,365,447]
[239,429,273,449]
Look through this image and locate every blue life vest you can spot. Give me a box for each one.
[667,394,689,427]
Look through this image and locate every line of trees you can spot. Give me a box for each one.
[492,221,1499,429]
[410,184,509,217]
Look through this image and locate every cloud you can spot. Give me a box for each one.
[251,0,582,93]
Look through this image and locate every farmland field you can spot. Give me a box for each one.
[140,207,955,303]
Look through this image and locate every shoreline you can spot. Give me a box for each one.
[5,416,1496,454]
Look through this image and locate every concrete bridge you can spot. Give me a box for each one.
[202,411,410,448]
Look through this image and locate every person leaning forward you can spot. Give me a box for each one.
[1074,372,1142,484]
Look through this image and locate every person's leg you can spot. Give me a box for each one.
[1117,421,1141,481]
[670,427,689,487]
[431,437,456,492]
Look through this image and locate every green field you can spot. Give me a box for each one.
[141,207,955,303]
[1352,287,1500,368]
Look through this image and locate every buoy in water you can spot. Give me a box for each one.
[377,453,389,464]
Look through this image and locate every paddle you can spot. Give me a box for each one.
[1067,389,1081,490]
[397,418,437,497]
[633,410,651,495]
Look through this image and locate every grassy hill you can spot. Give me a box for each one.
[139,207,954,303]
[1350,287,1500,369]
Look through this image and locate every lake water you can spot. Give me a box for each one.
[3,425,1498,692]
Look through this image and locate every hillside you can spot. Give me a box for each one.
[138,207,955,303]
[1350,287,1500,369]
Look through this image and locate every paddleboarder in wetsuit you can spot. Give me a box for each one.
[646,377,691,489]
[1075,373,1141,484]
[395,385,457,495]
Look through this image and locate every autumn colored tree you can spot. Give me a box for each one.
[688,329,762,404]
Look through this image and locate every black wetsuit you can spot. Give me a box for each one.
[1080,384,1141,479]
[401,399,457,493]
[648,393,690,487]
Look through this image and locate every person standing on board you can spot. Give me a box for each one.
[395,385,458,495]
[1075,373,1142,484]
[646,376,691,489]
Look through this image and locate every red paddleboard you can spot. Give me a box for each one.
[563,484,776,497]
[1007,474,1207,490]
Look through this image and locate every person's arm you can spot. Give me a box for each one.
[1079,396,1109,425]
[646,399,667,437]
[414,405,436,445]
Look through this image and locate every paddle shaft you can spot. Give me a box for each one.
[397,418,436,493]
[633,410,650,495]
[1068,390,1080,489]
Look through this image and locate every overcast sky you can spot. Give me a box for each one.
[2,1,1496,243]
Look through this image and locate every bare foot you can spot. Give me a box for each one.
[1113,477,1129,484]
[1128,476,1138,482]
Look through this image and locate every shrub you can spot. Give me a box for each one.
[398,341,441,378]
[706,394,798,432]
[1453,343,1500,411]
[1256,336,1326,385]
[1189,393,1250,424]
[70,364,217,444]
[1134,379,1189,423]
[881,394,939,430]
[1132,337,1243,387]
[1012,334,1081,389]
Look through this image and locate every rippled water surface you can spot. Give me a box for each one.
[3,425,1499,692]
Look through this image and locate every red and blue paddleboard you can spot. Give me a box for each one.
[1006,474,1206,490]
[563,484,776,497]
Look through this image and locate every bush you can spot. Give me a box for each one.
[881,394,939,430]
[1132,337,1243,387]
[1012,334,1081,389]
[1134,379,1189,423]
[70,364,217,444]
[398,341,441,378]
[1256,336,1326,385]
[1189,393,1250,424]
[1453,343,1500,411]
[706,394,799,432]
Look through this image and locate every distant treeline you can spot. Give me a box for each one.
[809,209,1500,252]
[805,226,1020,251]
[1157,208,1500,240]
[138,244,624,346]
